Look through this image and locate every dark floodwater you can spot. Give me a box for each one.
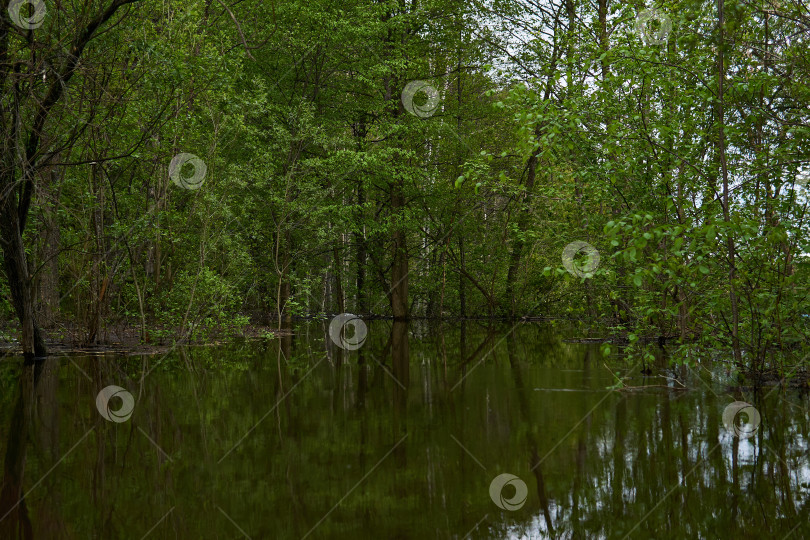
[0,321,809,539]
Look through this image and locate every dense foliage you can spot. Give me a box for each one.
[1,0,808,372]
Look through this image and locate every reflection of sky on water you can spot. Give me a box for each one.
[485,376,810,538]
[2,325,809,538]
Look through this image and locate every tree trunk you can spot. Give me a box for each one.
[0,205,47,358]
[332,241,345,314]
[37,168,61,328]
[457,235,466,317]
[503,16,561,317]
[505,130,540,317]
[277,229,292,328]
[353,120,369,315]
[391,183,409,320]
[717,0,743,365]
[356,184,367,314]
[86,164,106,345]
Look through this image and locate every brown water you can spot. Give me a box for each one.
[0,321,808,539]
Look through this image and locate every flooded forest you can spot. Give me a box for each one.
[1,0,809,538]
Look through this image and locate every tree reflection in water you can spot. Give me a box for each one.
[0,323,808,538]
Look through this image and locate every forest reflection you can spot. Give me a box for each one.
[1,322,808,538]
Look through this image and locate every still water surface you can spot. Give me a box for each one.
[1,322,808,538]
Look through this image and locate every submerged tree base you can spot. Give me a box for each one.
[733,369,810,390]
